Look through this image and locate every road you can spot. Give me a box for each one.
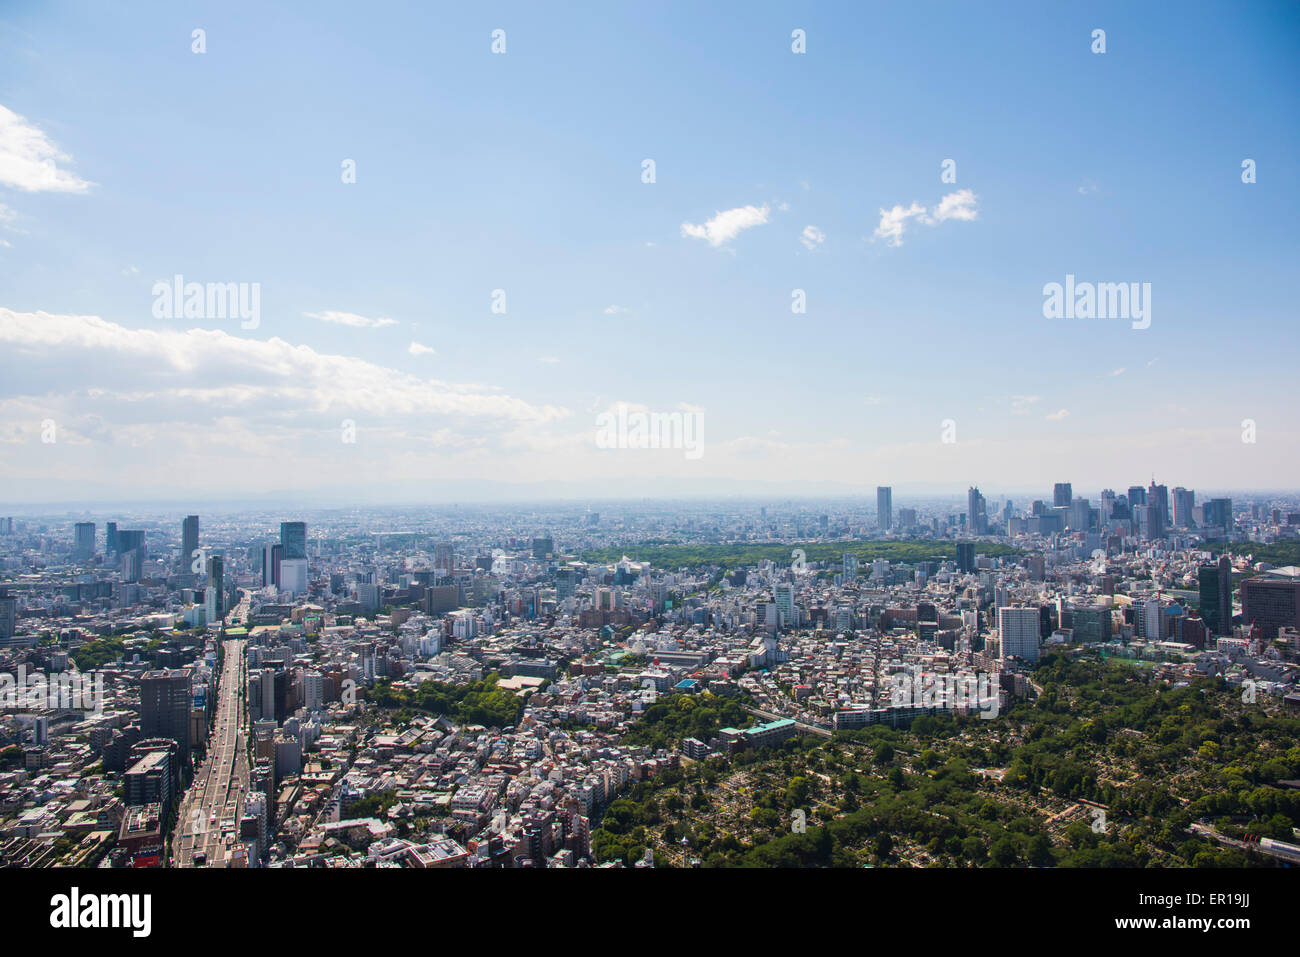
[173,621,250,867]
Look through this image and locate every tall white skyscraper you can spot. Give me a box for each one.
[876,487,892,530]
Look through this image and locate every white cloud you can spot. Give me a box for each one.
[873,202,927,247]
[1111,367,1126,377]
[603,305,629,315]
[408,341,436,357]
[0,105,93,193]
[538,355,561,364]
[0,308,564,424]
[927,188,979,223]
[303,310,398,329]
[681,203,770,247]
[873,190,978,246]
[800,225,825,250]
[1046,409,1070,421]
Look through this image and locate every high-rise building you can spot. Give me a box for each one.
[280,521,307,560]
[1203,498,1233,532]
[842,553,858,582]
[140,669,192,757]
[1173,488,1195,528]
[876,487,892,531]
[1069,497,1091,532]
[967,487,988,535]
[1198,556,1233,636]
[774,584,795,628]
[262,543,283,588]
[73,522,96,561]
[181,515,199,573]
[207,554,224,619]
[532,537,554,560]
[1240,569,1300,640]
[0,589,15,641]
[1148,481,1169,535]
[1127,486,1147,507]
[554,567,577,601]
[956,543,975,574]
[105,522,118,556]
[1053,483,1073,508]
[434,542,455,579]
[998,607,1041,662]
[279,558,308,597]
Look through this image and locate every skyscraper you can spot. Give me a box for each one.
[1053,483,1073,508]
[876,487,892,531]
[280,521,307,560]
[956,543,975,574]
[1148,480,1169,536]
[1198,556,1233,636]
[998,607,1041,662]
[262,543,283,588]
[774,583,795,628]
[207,554,224,619]
[1173,488,1195,528]
[181,514,199,574]
[434,542,455,579]
[73,522,95,560]
[140,669,192,758]
[105,522,118,556]
[967,487,988,535]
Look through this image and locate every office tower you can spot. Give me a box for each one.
[280,521,307,560]
[1053,483,1073,508]
[140,669,192,756]
[998,607,1041,662]
[956,543,975,574]
[1099,489,1116,524]
[106,522,118,556]
[117,529,145,557]
[774,583,795,628]
[876,487,893,530]
[1203,498,1232,532]
[1069,497,1090,532]
[434,542,455,579]
[73,522,95,560]
[1173,488,1195,528]
[279,558,308,597]
[356,583,380,613]
[303,671,324,712]
[262,543,283,588]
[1198,556,1233,636]
[1127,485,1146,507]
[968,487,988,535]
[206,554,224,619]
[181,515,199,573]
[1148,481,1169,533]
[0,589,15,641]
[898,507,917,530]
[842,553,858,582]
[555,567,577,601]
[1240,569,1300,640]
[532,537,554,560]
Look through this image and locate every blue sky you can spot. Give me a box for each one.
[0,1,1297,502]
